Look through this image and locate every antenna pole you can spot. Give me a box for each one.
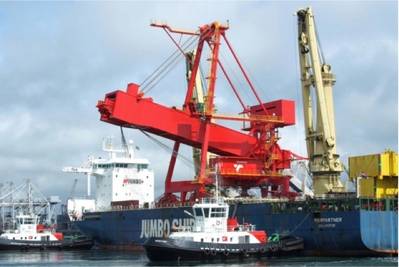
[215,163,219,201]
[28,180,32,215]
[87,173,91,197]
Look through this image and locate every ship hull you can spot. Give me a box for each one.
[0,238,94,251]
[75,201,397,256]
[143,236,304,262]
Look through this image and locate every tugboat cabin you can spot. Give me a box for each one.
[170,198,266,244]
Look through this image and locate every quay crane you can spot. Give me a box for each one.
[297,7,345,196]
[97,22,303,204]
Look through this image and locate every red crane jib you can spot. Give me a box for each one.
[97,83,295,159]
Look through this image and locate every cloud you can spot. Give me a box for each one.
[0,1,396,202]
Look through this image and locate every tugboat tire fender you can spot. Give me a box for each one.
[223,248,229,256]
[271,244,278,252]
[210,249,217,256]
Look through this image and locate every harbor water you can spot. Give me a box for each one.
[0,250,396,267]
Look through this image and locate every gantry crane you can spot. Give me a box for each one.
[297,7,345,196]
[97,21,299,204]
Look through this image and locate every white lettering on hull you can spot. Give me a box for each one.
[314,217,343,228]
[139,218,195,239]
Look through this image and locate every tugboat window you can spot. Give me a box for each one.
[203,208,209,217]
[210,207,226,218]
[194,208,203,217]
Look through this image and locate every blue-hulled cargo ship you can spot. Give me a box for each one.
[65,8,398,257]
[62,125,397,257]
[74,196,397,256]
[62,133,397,256]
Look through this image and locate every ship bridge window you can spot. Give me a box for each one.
[115,163,128,168]
[210,207,226,218]
[203,208,210,218]
[137,164,148,171]
[194,208,203,217]
[24,219,33,224]
[97,164,112,169]
[128,164,137,169]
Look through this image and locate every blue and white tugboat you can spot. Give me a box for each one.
[143,196,303,262]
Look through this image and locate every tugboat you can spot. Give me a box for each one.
[0,213,93,250]
[144,197,304,262]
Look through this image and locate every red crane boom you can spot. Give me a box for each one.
[97,21,299,204]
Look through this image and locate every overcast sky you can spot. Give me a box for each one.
[0,1,397,201]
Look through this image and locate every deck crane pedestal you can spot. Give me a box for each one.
[97,21,300,204]
[297,7,345,197]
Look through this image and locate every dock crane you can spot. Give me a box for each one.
[97,21,299,204]
[297,7,345,196]
[184,50,207,176]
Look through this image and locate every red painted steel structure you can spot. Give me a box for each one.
[97,22,299,204]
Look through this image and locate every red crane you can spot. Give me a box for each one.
[97,21,299,204]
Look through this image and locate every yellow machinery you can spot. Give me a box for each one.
[185,51,215,176]
[349,150,398,199]
[297,7,345,196]
[185,51,205,175]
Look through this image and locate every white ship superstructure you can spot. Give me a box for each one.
[0,214,62,242]
[64,133,154,214]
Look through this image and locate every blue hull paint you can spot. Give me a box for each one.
[75,202,397,256]
[360,210,398,253]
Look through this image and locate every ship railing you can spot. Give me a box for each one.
[359,197,398,212]
[224,197,291,204]
[265,197,360,213]
[199,197,225,205]
[154,201,194,209]
[106,201,195,211]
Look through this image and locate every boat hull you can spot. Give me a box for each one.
[0,238,94,251]
[75,200,398,256]
[143,236,304,262]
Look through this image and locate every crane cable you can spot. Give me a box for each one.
[141,34,200,94]
[141,25,216,95]
[313,15,326,65]
[139,130,194,169]
[141,39,195,93]
[140,33,197,89]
